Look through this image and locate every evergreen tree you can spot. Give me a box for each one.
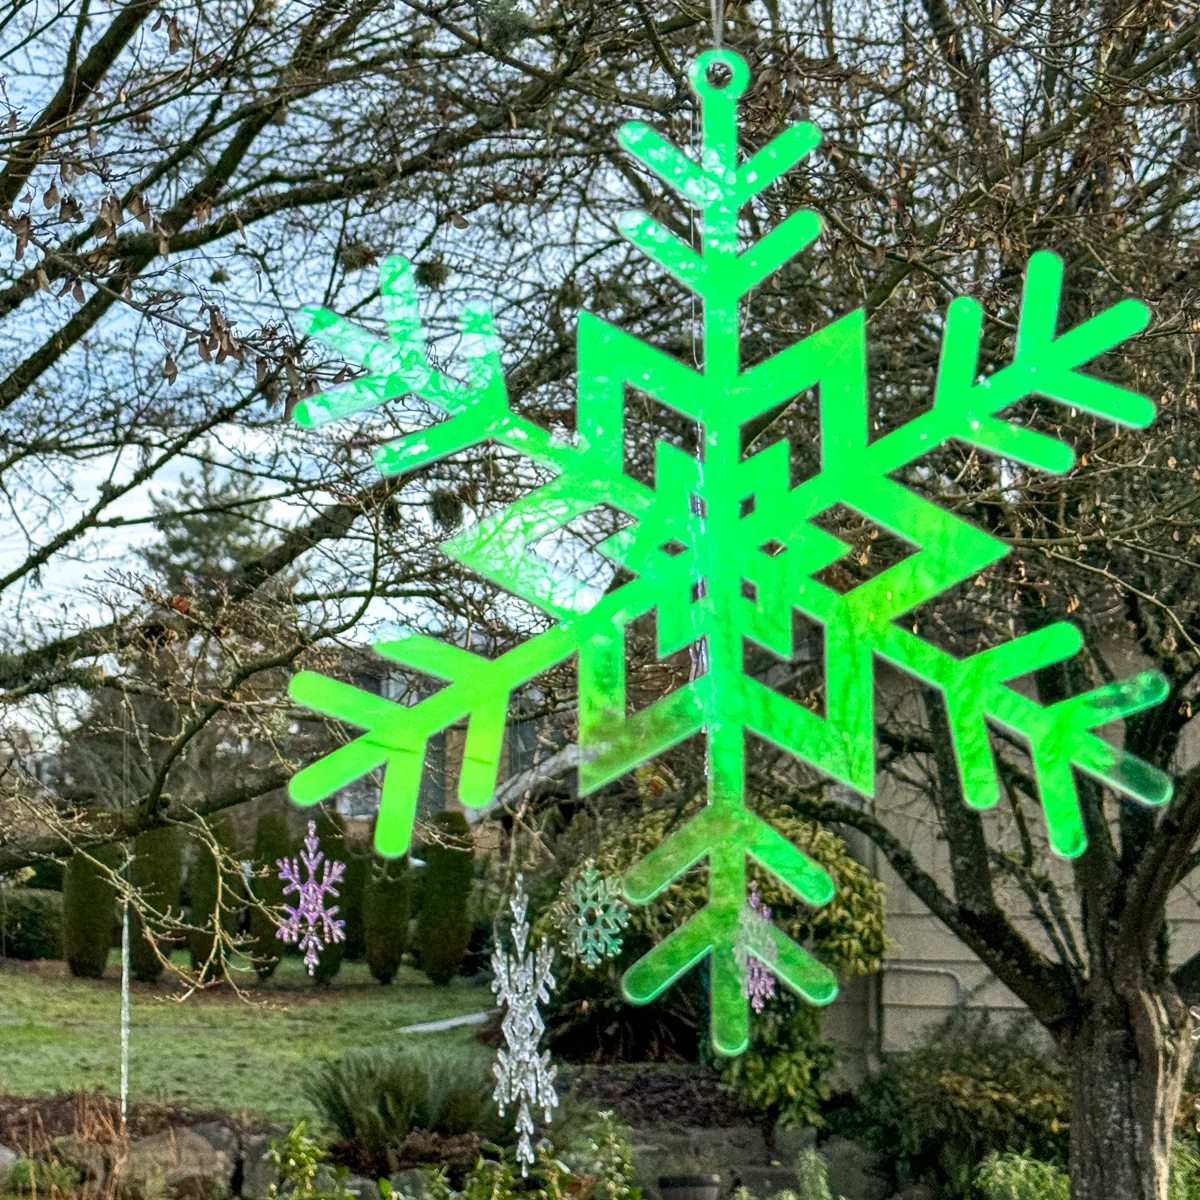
[248,807,292,980]
[310,808,346,985]
[364,855,412,985]
[63,847,119,979]
[141,461,269,598]
[129,825,183,983]
[186,815,242,980]
[415,811,474,986]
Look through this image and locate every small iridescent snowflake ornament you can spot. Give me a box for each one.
[738,882,776,1014]
[566,860,630,968]
[492,873,557,1174]
[277,820,346,975]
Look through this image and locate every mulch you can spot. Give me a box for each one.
[0,1091,274,1154]
[562,1066,751,1128]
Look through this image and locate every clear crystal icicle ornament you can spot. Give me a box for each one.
[491,872,557,1174]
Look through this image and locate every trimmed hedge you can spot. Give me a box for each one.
[130,825,183,983]
[341,846,368,961]
[64,848,118,978]
[186,815,242,979]
[364,856,412,985]
[248,809,292,979]
[415,811,474,985]
[0,888,63,960]
[310,808,346,985]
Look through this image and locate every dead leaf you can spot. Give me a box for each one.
[5,112,16,131]
[42,182,59,208]
[256,356,269,384]
[72,281,85,303]
[162,356,178,384]
[445,210,469,229]
[168,17,186,53]
[59,196,81,222]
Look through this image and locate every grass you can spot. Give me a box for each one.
[0,954,495,1122]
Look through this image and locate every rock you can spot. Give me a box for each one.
[188,1124,240,1161]
[342,1174,381,1200]
[238,1134,279,1200]
[729,1166,797,1196]
[388,1170,425,1199]
[117,1127,234,1200]
[51,1134,110,1181]
[772,1126,817,1167]
[821,1137,891,1200]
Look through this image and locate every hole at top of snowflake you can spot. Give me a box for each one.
[808,504,920,596]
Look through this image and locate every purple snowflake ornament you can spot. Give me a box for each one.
[744,883,776,1014]
[277,820,346,975]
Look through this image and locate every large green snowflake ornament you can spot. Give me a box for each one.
[287,50,1172,1055]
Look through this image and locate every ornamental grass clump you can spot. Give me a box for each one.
[304,1047,502,1177]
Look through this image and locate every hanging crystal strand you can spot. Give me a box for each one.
[120,888,130,1127]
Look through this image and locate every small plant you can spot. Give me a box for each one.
[794,1148,836,1200]
[268,1121,353,1200]
[974,1152,1069,1200]
[8,1156,82,1195]
[560,1111,641,1200]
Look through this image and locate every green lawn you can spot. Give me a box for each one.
[0,955,495,1122]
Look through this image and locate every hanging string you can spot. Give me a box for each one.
[119,706,131,1130]
[711,0,724,47]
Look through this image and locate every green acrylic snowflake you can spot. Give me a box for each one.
[566,861,630,968]
[286,49,1171,1055]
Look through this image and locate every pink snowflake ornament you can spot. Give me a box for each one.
[277,820,346,975]
[744,883,776,1014]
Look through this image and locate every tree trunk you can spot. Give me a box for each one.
[1069,985,1193,1200]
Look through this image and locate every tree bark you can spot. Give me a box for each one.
[1068,982,1193,1200]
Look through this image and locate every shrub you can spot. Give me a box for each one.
[8,1156,81,1194]
[542,798,884,1067]
[973,1152,1068,1200]
[0,888,63,959]
[249,809,292,980]
[186,815,242,979]
[721,996,840,1128]
[27,860,64,891]
[63,847,118,978]
[311,808,347,985]
[364,856,412,985]
[415,812,474,985]
[130,824,183,983]
[304,1046,503,1176]
[833,1013,1069,1199]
